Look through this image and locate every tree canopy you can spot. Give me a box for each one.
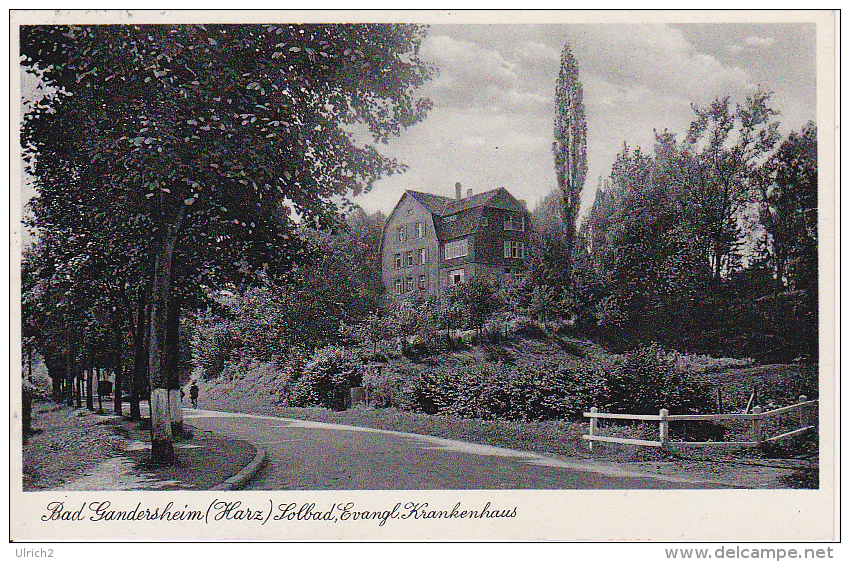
[21,23,434,462]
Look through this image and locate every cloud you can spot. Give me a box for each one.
[423,35,517,91]
[356,23,806,219]
[562,25,755,106]
[745,35,775,47]
[729,35,775,54]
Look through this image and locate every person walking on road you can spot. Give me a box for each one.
[190,381,199,409]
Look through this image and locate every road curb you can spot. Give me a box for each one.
[211,445,266,491]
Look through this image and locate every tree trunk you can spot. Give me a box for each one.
[97,366,103,413]
[129,292,147,420]
[112,313,124,416]
[51,373,62,403]
[148,233,178,463]
[775,248,787,294]
[166,297,183,438]
[65,325,74,407]
[75,371,82,409]
[86,366,94,411]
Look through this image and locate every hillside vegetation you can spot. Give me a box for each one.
[199,331,816,445]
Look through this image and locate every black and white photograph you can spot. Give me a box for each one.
[11,9,836,543]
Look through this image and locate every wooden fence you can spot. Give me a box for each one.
[583,395,817,450]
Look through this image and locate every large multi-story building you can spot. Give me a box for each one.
[381,182,532,298]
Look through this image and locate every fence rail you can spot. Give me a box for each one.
[583,395,817,450]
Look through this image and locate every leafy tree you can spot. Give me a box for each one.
[758,122,818,292]
[681,90,780,281]
[530,189,571,296]
[21,23,433,462]
[552,42,587,287]
[452,276,504,336]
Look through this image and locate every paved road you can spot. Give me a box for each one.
[184,409,728,490]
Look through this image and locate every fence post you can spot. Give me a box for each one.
[752,405,764,443]
[798,395,807,429]
[659,408,669,449]
[588,407,598,451]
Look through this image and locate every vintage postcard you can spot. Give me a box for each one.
[9,9,837,543]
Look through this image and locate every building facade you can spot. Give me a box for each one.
[381,183,532,298]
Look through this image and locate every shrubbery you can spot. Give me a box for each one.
[407,362,605,421]
[602,343,714,415]
[601,343,722,441]
[197,325,240,380]
[361,367,417,410]
[289,346,362,410]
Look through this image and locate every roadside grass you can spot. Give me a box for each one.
[695,363,817,411]
[22,399,125,491]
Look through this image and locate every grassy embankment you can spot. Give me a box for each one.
[199,334,818,468]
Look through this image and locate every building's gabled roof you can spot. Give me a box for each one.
[408,187,526,216]
[402,187,530,242]
[406,190,455,215]
[442,188,501,215]
[394,187,528,240]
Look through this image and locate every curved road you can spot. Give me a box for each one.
[184,408,727,490]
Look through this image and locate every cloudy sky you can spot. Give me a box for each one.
[352,22,817,217]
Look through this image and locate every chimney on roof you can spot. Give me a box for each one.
[467,188,473,198]
[519,199,528,209]
[455,182,462,200]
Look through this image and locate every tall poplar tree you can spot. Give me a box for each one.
[552,42,588,287]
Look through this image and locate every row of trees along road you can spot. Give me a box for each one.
[536,44,818,362]
[21,24,434,463]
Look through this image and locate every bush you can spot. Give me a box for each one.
[362,367,417,410]
[289,346,361,410]
[601,343,721,441]
[407,362,605,421]
[198,327,240,380]
[603,343,714,415]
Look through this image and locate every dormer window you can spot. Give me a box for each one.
[444,214,458,223]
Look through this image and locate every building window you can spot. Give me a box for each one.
[449,268,465,286]
[416,221,425,238]
[405,250,414,267]
[397,226,406,243]
[504,241,525,259]
[481,216,488,227]
[418,274,426,291]
[405,277,414,293]
[406,208,413,216]
[394,253,402,269]
[417,247,426,265]
[394,278,402,294]
[445,238,469,260]
[504,212,525,231]
[444,214,457,223]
